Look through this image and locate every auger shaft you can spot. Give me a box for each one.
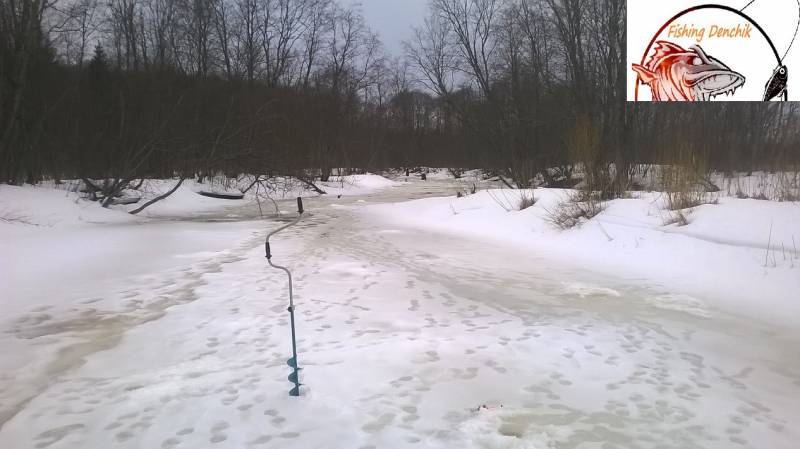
[265,197,305,397]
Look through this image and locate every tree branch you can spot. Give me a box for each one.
[129,177,185,215]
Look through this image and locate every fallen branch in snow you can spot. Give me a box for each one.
[296,176,326,195]
[129,178,186,215]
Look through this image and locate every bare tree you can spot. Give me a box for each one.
[233,0,261,82]
[406,14,457,97]
[545,0,589,112]
[431,0,501,99]
[326,3,364,92]
[210,0,233,78]
[144,0,178,70]
[298,0,329,88]
[108,0,144,70]
[261,0,306,86]
[52,0,100,67]
[182,0,214,76]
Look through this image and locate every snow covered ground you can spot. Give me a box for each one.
[366,187,800,328]
[1,175,798,449]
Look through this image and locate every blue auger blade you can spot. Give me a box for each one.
[289,385,301,397]
[288,370,300,384]
[287,357,298,369]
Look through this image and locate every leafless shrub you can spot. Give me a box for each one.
[660,160,717,211]
[568,116,617,201]
[518,191,536,210]
[326,175,359,190]
[776,171,800,202]
[447,168,465,179]
[779,191,799,202]
[663,210,689,227]
[251,177,282,217]
[488,189,536,212]
[723,171,799,202]
[487,189,516,211]
[540,165,578,188]
[664,190,711,211]
[545,191,605,230]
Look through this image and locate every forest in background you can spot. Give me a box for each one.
[1,0,799,199]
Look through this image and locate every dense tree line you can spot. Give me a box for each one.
[1,0,798,191]
[408,0,799,190]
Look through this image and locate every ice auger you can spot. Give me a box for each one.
[265,197,304,396]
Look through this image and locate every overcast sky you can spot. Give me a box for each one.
[358,0,430,57]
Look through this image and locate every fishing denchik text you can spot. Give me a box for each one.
[668,23,753,43]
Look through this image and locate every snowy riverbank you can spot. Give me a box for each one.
[366,188,800,328]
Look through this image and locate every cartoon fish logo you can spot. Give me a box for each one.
[632,41,745,101]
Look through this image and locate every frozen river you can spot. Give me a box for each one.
[1,179,798,448]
